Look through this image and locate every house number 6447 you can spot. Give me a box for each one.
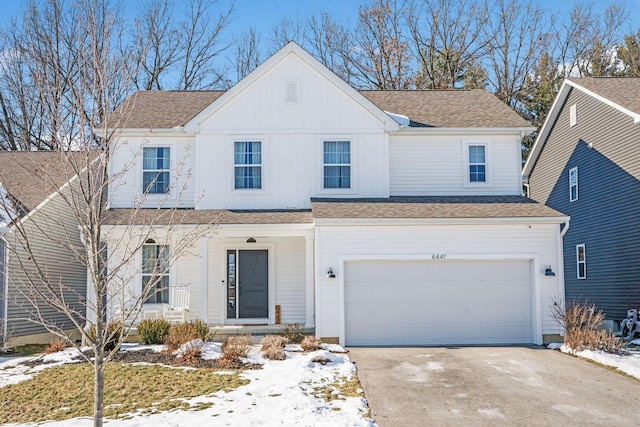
[432,254,447,260]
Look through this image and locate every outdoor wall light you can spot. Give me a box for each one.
[326,268,336,279]
[544,266,556,276]
[246,237,256,243]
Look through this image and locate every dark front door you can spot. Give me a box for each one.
[227,249,268,319]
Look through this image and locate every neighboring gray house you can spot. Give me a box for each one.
[524,77,640,324]
[0,151,87,347]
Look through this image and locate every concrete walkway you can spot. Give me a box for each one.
[349,346,640,427]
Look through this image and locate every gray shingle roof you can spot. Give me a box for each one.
[311,196,566,219]
[568,77,640,115]
[359,90,531,128]
[112,89,531,129]
[0,151,88,217]
[108,91,224,129]
[104,197,566,225]
[102,209,313,225]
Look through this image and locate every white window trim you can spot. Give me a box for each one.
[570,104,577,127]
[231,138,266,193]
[139,142,177,199]
[317,137,357,195]
[569,167,578,202]
[576,244,586,280]
[462,140,492,187]
[141,240,171,305]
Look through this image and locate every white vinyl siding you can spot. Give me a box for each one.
[389,134,521,195]
[315,222,564,345]
[576,244,586,279]
[569,167,578,202]
[109,137,195,209]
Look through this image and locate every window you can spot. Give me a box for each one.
[570,104,577,127]
[143,147,170,194]
[576,244,586,279]
[323,140,351,189]
[234,141,262,189]
[142,239,169,304]
[468,145,486,183]
[569,167,578,202]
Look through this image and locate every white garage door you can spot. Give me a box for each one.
[345,259,533,346]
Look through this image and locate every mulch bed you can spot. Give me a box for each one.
[19,348,263,370]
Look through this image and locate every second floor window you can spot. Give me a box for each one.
[324,140,351,189]
[142,239,169,304]
[468,145,486,183]
[143,147,170,194]
[569,167,578,202]
[235,141,262,189]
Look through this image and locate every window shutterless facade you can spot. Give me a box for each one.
[323,140,351,189]
[569,167,578,202]
[142,239,169,304]
[468,145,486,183]
[234,141,262,189]
[143,147,170,194]
[576,244,586,279]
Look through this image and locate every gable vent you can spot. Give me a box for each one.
[570,104,577,127]
[285,80,298,103]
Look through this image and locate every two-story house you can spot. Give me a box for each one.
[524,77,640,325]
[103,42,567,346]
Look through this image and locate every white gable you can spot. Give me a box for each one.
[186,42,399,133]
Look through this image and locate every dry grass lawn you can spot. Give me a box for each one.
[0,361,249,423]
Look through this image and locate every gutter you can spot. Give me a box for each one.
[560,218,570,237]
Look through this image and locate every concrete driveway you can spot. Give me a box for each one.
[349,346,640,426]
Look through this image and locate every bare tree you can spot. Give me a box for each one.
[618,30,640,76]
[133,0,233,90]
[483,0,552,110]
[233,27,261,82]
[268,16,307,55]
[306,12,357,85]
[349,0,414,89]
[0,0,213,425]
[407,0,490,89]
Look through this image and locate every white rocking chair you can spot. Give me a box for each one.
[163,289,190,324]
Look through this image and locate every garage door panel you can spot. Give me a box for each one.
[345,260,533,345]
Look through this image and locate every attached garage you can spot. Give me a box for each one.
[344,259,534,346]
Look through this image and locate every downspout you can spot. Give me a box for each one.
[0,227,9,348]
[560,218,570,237]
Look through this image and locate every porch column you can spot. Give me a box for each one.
[199,237,209,322]
[305,235,315,327]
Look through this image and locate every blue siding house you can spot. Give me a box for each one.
[524,77,640,324]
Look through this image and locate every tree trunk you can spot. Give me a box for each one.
[93,349,105,427]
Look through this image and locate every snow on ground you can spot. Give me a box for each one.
[0,343,374,427]
[548,342,640,380]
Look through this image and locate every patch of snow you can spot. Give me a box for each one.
[120,344,165,353]
[426,362,444,372]
[547,342,563,350]
[200,342,223,360]
[1,345,374,426]
[284,344,303,352]
[322,343,347,353]
[174,339,204,357]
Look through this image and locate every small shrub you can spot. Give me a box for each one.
[301,335,322,352]
[87,321,124,351]
[222,334,252,359]
[45,339,70,354]
[263,345,286,360]
[260,334,289,351]
[551,300,626,353]
[281,323,305,344]
[165,319,210,353]
[178,340,204,364]
[137,318,172,345]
